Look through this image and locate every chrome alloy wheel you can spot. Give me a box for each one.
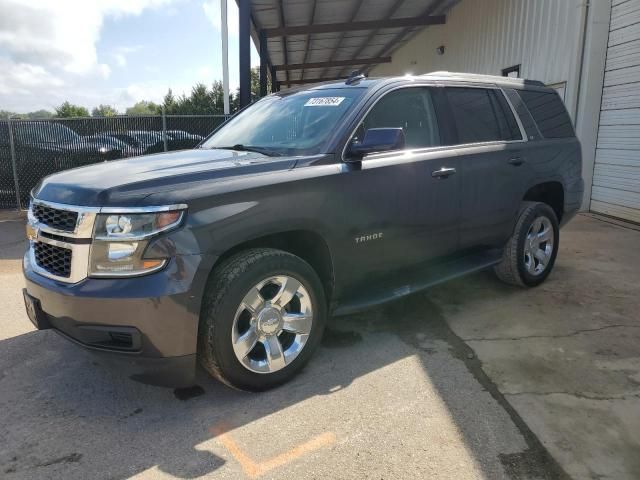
[232,275,313,373]
[523,216,554,276]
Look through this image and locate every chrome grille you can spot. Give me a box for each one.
[34,242,72,278]
[28,200,97,283]
[32,203,78,232]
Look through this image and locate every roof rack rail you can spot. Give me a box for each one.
[420,71,545,87]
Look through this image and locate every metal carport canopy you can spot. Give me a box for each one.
[236,0,461,104]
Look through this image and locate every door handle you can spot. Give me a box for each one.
[508,157,525,166]
[432,167,457,179]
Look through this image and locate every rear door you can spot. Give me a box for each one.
[443,86,529,250]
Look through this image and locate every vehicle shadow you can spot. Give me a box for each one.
[0,273,566,479]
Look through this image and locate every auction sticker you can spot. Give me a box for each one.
[304,97,346,107]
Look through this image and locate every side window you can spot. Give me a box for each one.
[518,90,575,138]
[445,87,522,144]
[357,87,441,149]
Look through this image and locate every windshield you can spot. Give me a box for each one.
[201,88,365,156]
[131,132,161,144]
[16,123,81,144]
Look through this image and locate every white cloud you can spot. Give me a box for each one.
[0,0,177,112]
[0,0,261,113]
[98,64,111,79]
[120,82,169,106]
[196,65,214,80]
[0,59,64,95]
[203,0,239,35]
[111,45,143,68]
[113,53,127,68]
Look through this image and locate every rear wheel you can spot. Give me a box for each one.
[198,248,326,391]
[494,201,559,287]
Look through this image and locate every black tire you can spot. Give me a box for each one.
[198,248,327,391]
[494,201,560,287]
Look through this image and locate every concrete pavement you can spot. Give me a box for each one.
[429,214,640,480]
[0,212,638,479]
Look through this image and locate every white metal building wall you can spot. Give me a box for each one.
[591,0,640,223]
[369,0,586,118]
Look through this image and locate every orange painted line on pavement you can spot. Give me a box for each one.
[211,423,336,479]
[213,427,261,478]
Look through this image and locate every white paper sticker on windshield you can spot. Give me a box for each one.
[304,97,346,107]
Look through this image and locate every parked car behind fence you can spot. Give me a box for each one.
[0,114,229,209]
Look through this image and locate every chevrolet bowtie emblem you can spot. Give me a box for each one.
[26,223,38,241]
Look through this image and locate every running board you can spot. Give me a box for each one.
[332,250,502,317]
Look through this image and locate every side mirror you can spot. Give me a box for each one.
[346,128,405,160]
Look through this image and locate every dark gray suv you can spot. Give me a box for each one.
[23,72,584,391]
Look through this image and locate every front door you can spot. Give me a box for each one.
[333,86,461,293]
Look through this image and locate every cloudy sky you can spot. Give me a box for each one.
[0,0,259,113]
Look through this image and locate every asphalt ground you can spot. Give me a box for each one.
[1,212,638,479]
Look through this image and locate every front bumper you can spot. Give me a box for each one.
[23,252,215,387]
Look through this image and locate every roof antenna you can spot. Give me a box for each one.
[345,70,366,85]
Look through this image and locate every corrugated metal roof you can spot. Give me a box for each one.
[249,0,461,86]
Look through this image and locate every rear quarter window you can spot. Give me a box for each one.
[518,90,575,138]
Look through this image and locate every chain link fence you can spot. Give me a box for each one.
[0,114,230,209]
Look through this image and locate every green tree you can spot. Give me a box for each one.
[184,83,213,114]
[162,82,227,115]
[125,100,161,116]
[231,67,269,111]
[162,89,177,114]
[91,104,118,117]
[210,80,225,113]
[159,68,269,116]
[250,66,270,100]
[55,101,89,118]
[0,110,21,119]
[27,110,54,119]
[0,110,54,119]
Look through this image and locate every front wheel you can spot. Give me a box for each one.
[494,202,560,287]
[198,248,326,391]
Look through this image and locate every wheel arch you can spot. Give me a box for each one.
[522,181,565,223]
[211,229,335,303]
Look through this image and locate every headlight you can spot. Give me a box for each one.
[89,208,185,277]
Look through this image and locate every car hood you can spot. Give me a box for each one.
[33,148,299,206]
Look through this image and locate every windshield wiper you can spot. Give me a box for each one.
[213,144,279,156]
